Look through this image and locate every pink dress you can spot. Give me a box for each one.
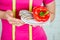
[0,0,53,40]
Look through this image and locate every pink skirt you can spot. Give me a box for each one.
[1,19,47,40]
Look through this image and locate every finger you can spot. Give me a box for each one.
[14,22,24,26]
[6,14,12,20]
[8,18,25,26]
[9,20,24,26]
[11,18,25,24]
[15,19,25,24]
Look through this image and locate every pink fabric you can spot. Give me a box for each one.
[0,0,53,40]
[43,0,54,4]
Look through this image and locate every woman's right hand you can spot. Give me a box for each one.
[4,10,25,26]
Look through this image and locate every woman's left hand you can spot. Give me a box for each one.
[45,1,55,22]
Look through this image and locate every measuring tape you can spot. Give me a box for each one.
[12,0,33,40]
[29,0,33,40]
[12,0,16,40]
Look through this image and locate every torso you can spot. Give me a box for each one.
[0,0,47,40]
[0,0,43,11]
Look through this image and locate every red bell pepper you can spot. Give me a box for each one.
[32,6,50,22]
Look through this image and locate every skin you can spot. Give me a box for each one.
[0,1,55,26]
[45,1,55,22]
[0,10,25,26]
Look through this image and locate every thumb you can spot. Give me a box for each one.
[6,10,13,17]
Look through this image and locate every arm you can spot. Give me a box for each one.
[0,10,24,26]
[43,0,56,22]
[45,1,55,22]
[0,11,6,19]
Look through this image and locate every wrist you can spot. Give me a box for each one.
[50,13,55,22]
[0,11,7,19]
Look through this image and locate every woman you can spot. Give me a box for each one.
[0,0,55,40]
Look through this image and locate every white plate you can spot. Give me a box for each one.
[19,10,51,27]
[21,17,50,27]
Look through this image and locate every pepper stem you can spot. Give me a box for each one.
[39,11,49,17]
[44,11,49,15]
[40,12,44,16]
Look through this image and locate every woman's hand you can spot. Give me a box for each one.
[4,10,25,26]
[45,1,55,22]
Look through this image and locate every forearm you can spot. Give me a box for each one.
[0,11,6,19]
[50,12,55,22]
